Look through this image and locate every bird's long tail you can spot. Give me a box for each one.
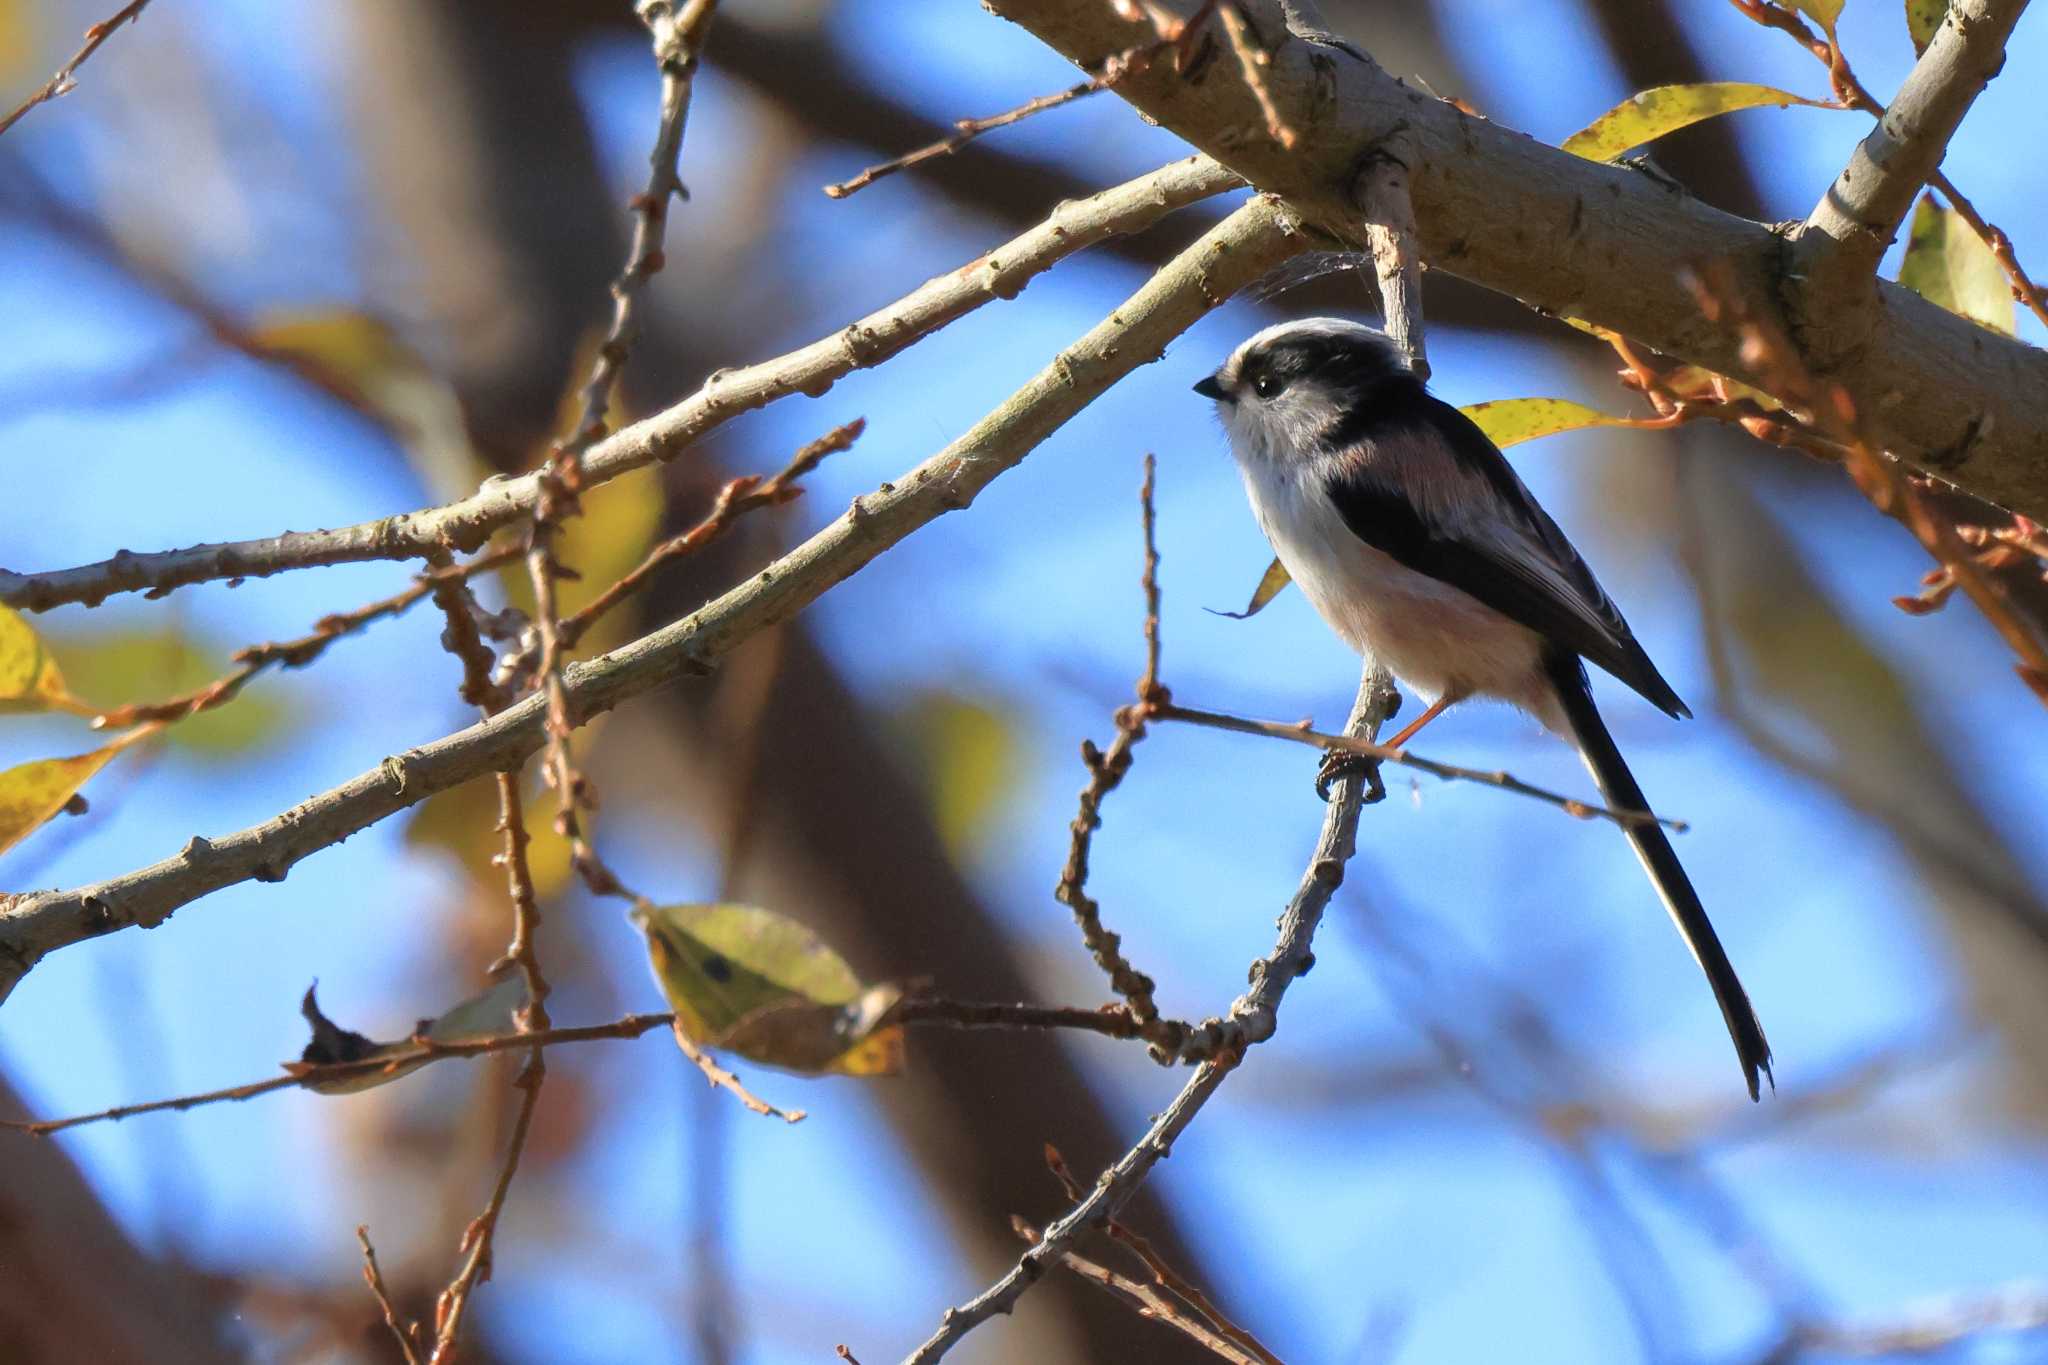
[1546,653,1773,1101]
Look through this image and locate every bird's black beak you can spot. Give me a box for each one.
[1192,373,1229,402]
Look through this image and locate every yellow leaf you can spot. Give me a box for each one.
[0,726,151,857]
[632,903,905,1076]
[253,312,418,388]
[1459,397,1642,448]
[1898,195,2015,336]
[1906,0,1946,52]
[1563,83,1834,162]
[895,691,1019,859]
[0,606,94,716]
[1211,556,1293,620]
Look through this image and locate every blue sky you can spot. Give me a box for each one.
[3,2,2047,1362]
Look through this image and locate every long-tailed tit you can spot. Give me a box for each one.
[1195,317,1772,1100]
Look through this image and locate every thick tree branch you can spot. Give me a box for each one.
[0,194,1304,1005]
[982,0,2048,518]
[898,670,1397,1364]
[1797,0,2030,314]
[0,156,1241,614]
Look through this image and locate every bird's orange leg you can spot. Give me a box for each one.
[1383,689,1465,749]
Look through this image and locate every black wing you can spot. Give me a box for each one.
[1324,395,1690,719]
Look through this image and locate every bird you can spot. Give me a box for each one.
[1193,316,1772,1100]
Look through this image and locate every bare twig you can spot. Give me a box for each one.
[669,1020,805,1123]
[356,1225,424,1365]
[826,80,1109,198]
[83,550,515,731]
[0,191,1304,1006]
[1012,1216,1276,1365]
[427,1074,543,1363]
[1055,458,1179,1052]
[0,1013,683,1137]
[427,773,554,1363]
[0,156,1239,614]
[895,996,1145,1038]
[0,998,1179,1137]
[898,669,1394,1363]
[558,419,864,648]
[1149,701,1685,832]
[0,0,154,138]
[1042,1145,1283,1364]
[520,0,720,954]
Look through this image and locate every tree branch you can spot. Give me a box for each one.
[898,670,1396,1363]
[0,193,1305,1006]
[0,155,1241,614]
[981,0,2048,518]
[1797,0,2030,314]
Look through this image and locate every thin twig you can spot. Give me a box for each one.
[825,81,1109,198]
[669,1020,805,1123]
[0,0,154,139]
[83,549,516,731]
[0,997,1178,1137]
[1011,1216,1274,1365]
[427,1075,542,1363]
[356,1225,424,1365]
[895,996,1145,1039]
[520,0,720,969]
[0,1013,682,1137]
[1042,1145,1283,1364]
[1150,701,1685,832]
[427,773,554,1363]
[558,420,864,648]
[1054,458,1180,1054]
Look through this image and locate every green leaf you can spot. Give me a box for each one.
[1458,397,1644,448]
[1898,195,2015,335]
[1211,556,1293,620]
[631,903,905,1076]
[0,727,151,857]
[287,976,531,1095]
[1906,0,1946,52]
[0,607,94,716]
[1563,82,1835,162]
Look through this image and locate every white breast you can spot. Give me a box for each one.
[1234,452,1554,718]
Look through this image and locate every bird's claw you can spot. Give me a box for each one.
[1315,751,1384,805]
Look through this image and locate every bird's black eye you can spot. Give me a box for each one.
[1251,372,1282,398]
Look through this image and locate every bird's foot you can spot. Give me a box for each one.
[1315,751,1384,805]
